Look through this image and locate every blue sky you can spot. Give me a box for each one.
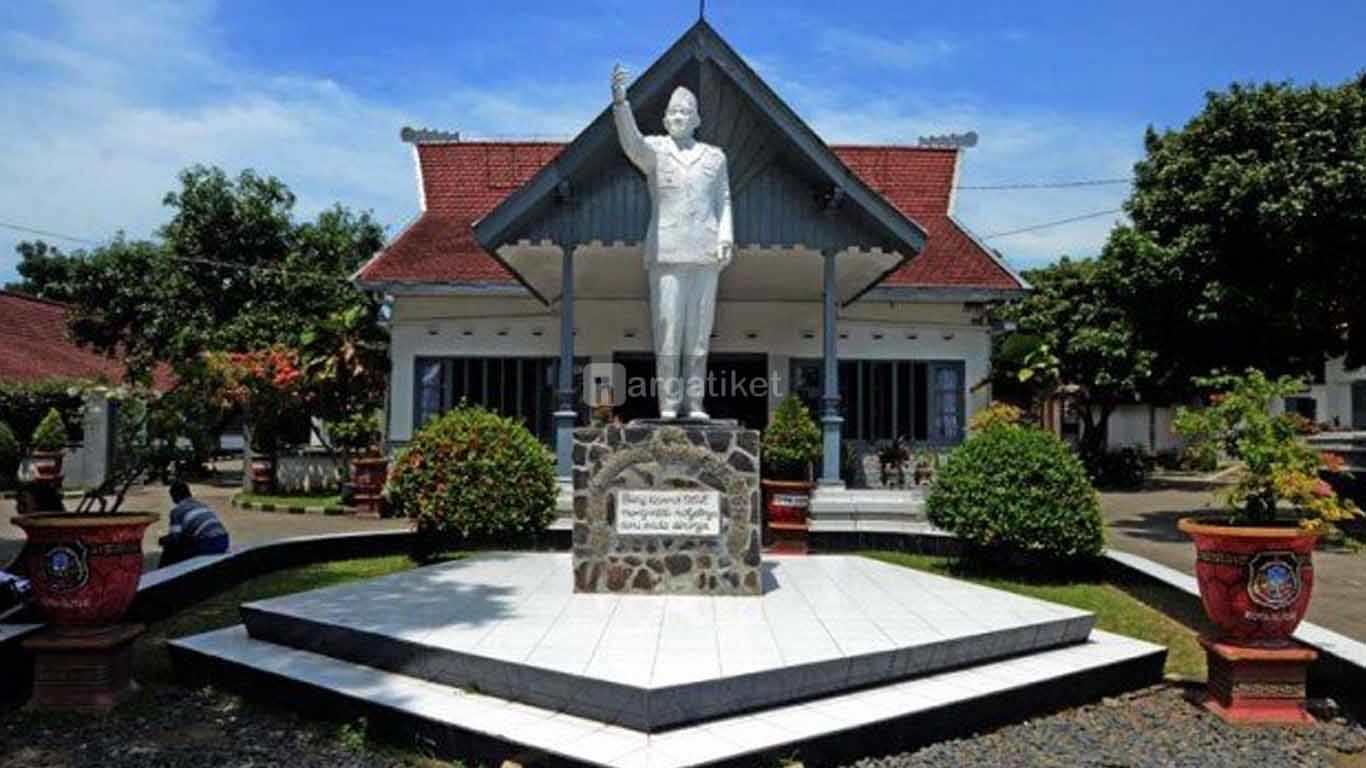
[2,0,1364,285]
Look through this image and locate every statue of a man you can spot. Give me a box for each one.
[611,64,733,420]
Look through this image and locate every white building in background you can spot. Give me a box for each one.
[353,22,1029,484]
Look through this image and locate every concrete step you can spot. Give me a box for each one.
[170,625,1164,768]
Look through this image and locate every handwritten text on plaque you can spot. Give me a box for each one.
[615,490,720,536]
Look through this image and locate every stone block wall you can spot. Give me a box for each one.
[572,421,762,595]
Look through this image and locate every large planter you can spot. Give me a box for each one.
[1178,518,1319,646]
[249,455,276,494]
[762,479,814,554]
[350,455,389,518]
[11,512,158,629]
[29,451,65,485]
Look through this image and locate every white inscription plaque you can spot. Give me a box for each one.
[615,490,721,536]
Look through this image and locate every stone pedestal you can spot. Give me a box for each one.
[24,624,143,712]
[1199,636,1317,725]
[571,420,762,595]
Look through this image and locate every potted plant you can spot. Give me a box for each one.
[331,413,386,517]
[878,437,910,488]
[28,407,68,485]
[12,389,161,629]
[1173,370,1360,646]
[761,395,822,552]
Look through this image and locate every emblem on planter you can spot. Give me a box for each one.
[42,542,90,593]
[1247,551,1303,610]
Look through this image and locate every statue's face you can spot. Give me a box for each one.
[664,90,700,140]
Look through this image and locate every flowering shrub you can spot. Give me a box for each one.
[1173,369,1358,532]
[388,404,557,559]
[204,346,303,454]
[968,402,1025,433]
[927,423,1104,560]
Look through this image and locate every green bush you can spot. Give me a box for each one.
[762,395,822,481]
[31,407,69,453]
[927,424,1104,560]
[388,404,557,558]
[0,379,85,448]
[0,421,19,490]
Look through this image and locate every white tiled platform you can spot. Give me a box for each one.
[172,625,1163,768]
[237,553,1094,730]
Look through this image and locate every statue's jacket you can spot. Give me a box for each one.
[613,101,733,268]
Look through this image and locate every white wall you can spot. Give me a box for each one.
[1104,404,1182,454]
[385,295,993,442]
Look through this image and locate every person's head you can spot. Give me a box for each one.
[663,86,701,140]
[169,480,192,503]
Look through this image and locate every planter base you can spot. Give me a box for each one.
[1198,635,1317,725]
[767,521,809,555]
[24,624,144,712]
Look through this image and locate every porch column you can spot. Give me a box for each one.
[554,244,577,479]
[820,248,844,486]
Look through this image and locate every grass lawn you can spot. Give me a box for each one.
[235,490,345,508]
[862,551,1212,681]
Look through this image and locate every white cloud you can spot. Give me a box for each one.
[0,2,601,283]
[0,4,1141,285]
[816,27,957,72]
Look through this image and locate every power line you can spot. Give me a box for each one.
[956,178,1131,190]
[982,208,1124,240]
[0,221,98,245]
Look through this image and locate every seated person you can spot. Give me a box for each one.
[158,481,229,568]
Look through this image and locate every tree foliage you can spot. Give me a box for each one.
[4,241,81,302]
[1122,74,1366,380]
[994,256,1156,457]
[761,394,822,481]
[30,165,386,384]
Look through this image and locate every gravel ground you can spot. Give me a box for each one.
[842,685,1366,768]
[0,684,427,768]
[4,683,1364,767]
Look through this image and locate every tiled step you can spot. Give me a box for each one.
[170,626,1164,768]
[237,553,1094,731]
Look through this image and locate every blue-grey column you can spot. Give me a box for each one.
[554,245,577,479]
[820,248,844,486]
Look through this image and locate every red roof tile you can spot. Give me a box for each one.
[356,142,1024,291]
[0,291,173,388]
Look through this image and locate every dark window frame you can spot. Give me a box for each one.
[789,358,967,445]
[412,355,577,443]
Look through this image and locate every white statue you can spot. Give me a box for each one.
[611,64,734,420]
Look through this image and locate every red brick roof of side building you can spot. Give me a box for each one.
[355,141,1028,293]
[0,290,174,389]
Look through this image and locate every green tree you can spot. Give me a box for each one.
[1121,74,1366,381]
[994,256,1156,460]
[55,165,386,383]
[4,241,81,302]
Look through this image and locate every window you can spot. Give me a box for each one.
[1283,396,1317,421]
[789,359,966,444]
[413,357,567,442]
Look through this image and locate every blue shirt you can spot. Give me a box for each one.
[168,497,228,543]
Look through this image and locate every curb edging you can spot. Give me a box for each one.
[230,494,353,517]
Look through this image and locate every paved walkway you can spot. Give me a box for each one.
[1101,487,1366,641]
[1,477,408,572]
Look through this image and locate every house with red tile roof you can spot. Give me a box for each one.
[355,22,1027,481]
[0,290,170,488]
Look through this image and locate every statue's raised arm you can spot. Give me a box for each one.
[611,64,653,173]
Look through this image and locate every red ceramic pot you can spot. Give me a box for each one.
[350,455,389,517]
[12,512,158,629]
[29,451,65,484]
[1178,518,1319,646]
[249,456,276,494]
[762,479,814,526]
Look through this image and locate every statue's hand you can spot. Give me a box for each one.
[717,241,734,266]
[611,64,629,104]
